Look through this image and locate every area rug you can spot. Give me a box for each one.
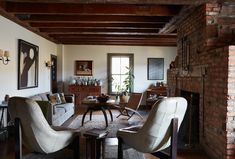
[66,110,147,159]
[65,110,146,138]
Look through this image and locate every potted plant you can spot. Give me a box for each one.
[114,66,134,103]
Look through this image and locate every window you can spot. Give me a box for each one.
[107,53,134,94]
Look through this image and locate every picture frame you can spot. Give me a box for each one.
[147,58,164,80]
[18,39,39,90]
[75,60,93,76]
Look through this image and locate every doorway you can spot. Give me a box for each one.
[51,55,57,93]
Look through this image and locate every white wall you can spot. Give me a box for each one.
[0,16,57,102]
[63,45,177,94]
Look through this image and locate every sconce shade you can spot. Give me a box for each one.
[4,51,10,57]
[45,61,53,67]
[0,49,3,57]
[0,49,10,65]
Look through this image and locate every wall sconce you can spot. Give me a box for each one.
[45,60,53,68]
[0,49,10,65]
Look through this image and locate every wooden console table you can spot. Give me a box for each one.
[146,86,167,108]
[68,85,101,108]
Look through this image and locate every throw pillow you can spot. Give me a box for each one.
[36,101,50,119]
[59,93,67,104]
[49,93,61,105]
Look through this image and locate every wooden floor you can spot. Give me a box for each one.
[0,107,210,159]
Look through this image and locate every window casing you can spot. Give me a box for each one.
[107,53,134,95]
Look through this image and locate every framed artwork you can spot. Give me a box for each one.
[75,60,93,76]
[182,36,190,71]
[147,58,164,80]
[18,39,39,90]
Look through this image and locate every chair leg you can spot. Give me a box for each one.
[151,118,178,159]
[170,118,178,159]
[73,135,80,159]
[118,137,123,159]
[15,118,22,159]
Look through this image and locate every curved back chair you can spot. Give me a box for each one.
[116,92,143,120]
[117,97,187,159]
[8,97,79,159]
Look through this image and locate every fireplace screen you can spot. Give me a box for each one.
[179,90,200,149]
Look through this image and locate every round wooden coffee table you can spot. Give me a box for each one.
[81,99,115,127]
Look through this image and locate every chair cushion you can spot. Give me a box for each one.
[30,95,42,101]
[40,93,49,101]
[55,103,74,112]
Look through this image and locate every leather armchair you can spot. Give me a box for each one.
[8,97,80,159]
[117,97,187,159]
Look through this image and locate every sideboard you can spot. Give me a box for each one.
[146,85,167,108]
[68,85,101,108]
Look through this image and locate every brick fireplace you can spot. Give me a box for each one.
[167,2,235,159]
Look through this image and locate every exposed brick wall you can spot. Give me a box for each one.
[167,2,235,159]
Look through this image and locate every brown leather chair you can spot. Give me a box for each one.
[114,92,143,120]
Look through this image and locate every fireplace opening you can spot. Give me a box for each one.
[178,90,200,149]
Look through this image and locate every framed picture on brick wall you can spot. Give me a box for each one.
[147,58,164,80]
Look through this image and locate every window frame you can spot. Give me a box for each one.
[107,53,134,95]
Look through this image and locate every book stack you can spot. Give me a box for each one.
[84,128,109,138]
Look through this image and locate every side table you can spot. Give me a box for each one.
[84,129,109,159]
[0,103,8,141]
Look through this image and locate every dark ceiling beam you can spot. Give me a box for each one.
[39,28,159,33]
[4,0,214,5]
[5,2,181,16]
[17,14,172,23]
[49,34,177,38]
[30,22,165,29]
[47,32,162,36]
[55,38,176,43]
[60,41,176,46]
[53,35,176,41]
[0,2,58,43]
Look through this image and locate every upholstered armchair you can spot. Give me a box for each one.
[117,97,187,159]
[8,97,80,159]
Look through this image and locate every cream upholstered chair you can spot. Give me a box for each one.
[117,97,187,159]
[115,92,143,120]
[8,97,80,159]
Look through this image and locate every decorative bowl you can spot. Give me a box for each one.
[97,94,109,103]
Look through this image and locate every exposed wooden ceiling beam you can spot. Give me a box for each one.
[49,34,177,38]
[0,0,183,46]
[30,22,165,29]
[39,28,159,33]
[5,2,181,16]
[16,14,172,23]
[4,0,213,5]
[0,3,58,43]
[52,34,177,45]
[60,41,176,46]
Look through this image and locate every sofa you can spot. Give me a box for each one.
[29,92,75,126]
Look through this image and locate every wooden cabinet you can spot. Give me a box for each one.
[146,86,167,108]
[68,85,101,108]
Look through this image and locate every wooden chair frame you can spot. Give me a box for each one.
[118,118,178,159]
